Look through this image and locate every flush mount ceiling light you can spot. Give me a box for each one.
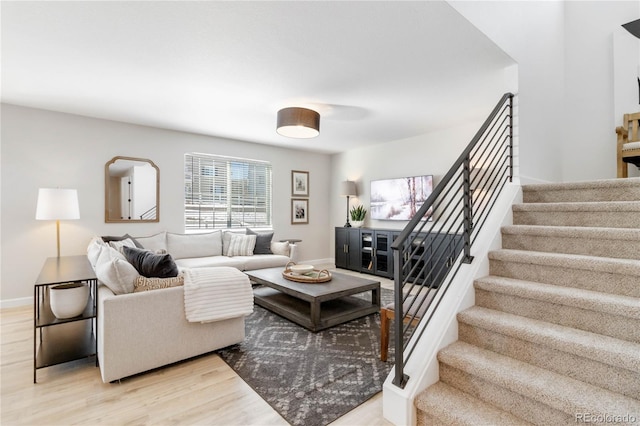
[277,107,320,138]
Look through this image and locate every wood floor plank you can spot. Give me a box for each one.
[1,287,393,426]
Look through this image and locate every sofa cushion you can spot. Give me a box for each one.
[134,274,184,293]
[94,246,139,295]
[241,254,291,271]
[108,238,138,253]
[246,228,273,254]
[87,236,107,268]
[227,234,256,257]
[101,234,143,248]
[174,256,246,270]
[222,230,241,256]
[135,231,167,252]
[167,231,222,259]
[123,246,179,278]
[270,241,290,257]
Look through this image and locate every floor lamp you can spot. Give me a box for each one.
[341,180,357,227]
[36,188,80,257]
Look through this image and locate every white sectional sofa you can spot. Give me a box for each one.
[89,230,295,382]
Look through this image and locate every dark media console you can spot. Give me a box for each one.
[335,227,462,287]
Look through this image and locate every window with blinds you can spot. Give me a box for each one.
[184,153,272,230]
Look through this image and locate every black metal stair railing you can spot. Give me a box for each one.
[389,93,514,388]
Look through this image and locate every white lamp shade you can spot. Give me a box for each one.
[36,188,80,220]
[341,180,357,197]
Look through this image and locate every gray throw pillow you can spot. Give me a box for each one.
[246,228,273,254]
[122,246,179,278]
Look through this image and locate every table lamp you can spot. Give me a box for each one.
[341,180,357,227]
[36,188,80,257]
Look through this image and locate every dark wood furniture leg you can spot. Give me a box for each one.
[380,306,391,362]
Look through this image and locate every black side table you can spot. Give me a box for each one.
[34,255,98,383]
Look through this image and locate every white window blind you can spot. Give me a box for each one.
[184,153,272,230]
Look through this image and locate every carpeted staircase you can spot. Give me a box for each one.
[415,178,640,425]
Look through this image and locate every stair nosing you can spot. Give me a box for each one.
[513,201,640,212]
[522,177,640,192]
[501,224,640,241]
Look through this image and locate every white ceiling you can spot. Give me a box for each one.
[1,1,515,154]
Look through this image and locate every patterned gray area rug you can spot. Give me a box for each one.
[218,288,394,426]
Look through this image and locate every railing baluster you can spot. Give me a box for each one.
[462,158,474,264]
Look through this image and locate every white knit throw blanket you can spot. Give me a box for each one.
[183,267,254,323]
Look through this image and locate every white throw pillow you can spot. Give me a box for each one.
[135,231,167,252]
[87,237,106,268]
[108,238,137,254]
[222,231,234,256]
[166,231,222,259]
[227,234,256,257]
[270,241,290,257]
[94,246,139,294]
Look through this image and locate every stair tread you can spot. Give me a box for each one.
[501,224,640,241]
[438,341,640,416]
[416,381,532,426]
[474,275,640,320]
[523,177,640,192]
[513,201,640,212]
[489,249,640,277]
[458,306,640,372]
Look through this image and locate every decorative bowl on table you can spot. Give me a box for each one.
[50,282,89,319]
[289,264,314,275]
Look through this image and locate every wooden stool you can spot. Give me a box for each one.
[380,292,434,361]
[616,112,640,178]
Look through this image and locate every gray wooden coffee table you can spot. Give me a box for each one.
[246,267,380,332]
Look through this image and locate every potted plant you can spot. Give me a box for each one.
[349,205,367,228]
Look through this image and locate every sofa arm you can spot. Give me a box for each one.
[97,284,245,382]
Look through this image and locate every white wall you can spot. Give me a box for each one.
[330,119,484,257]
[449,0,565,184]
[563,1,640,181]
[1,104,331,304]
[450,0,639,183]
[614,27,640,121]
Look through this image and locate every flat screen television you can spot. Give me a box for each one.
[370,174,433,221]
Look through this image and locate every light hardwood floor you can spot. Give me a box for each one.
[1,268,395,426]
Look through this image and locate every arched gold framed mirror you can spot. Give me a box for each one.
[105,156,159,223]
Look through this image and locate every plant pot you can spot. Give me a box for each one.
[351,220,364,228]
[50,282,89,319]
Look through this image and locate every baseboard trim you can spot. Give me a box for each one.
[1,296,32,310]
[302,258,333,267]
[519,175,553,185]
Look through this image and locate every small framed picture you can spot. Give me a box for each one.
[291,198,309,224]
[291,170,309,197]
